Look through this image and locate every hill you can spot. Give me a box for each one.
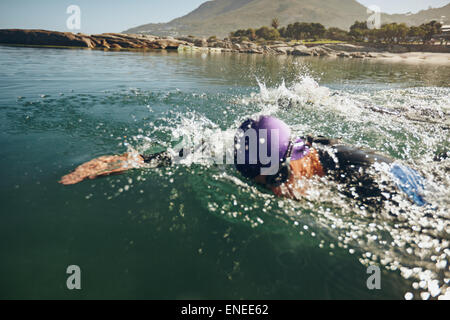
[124,0,450,38]
[382,3,450,26]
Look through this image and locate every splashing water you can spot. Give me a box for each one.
[125,72,450,300]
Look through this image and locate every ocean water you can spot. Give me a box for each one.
[0,46,449,299]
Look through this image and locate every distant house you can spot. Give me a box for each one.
[442,25,450,34]
[436,25,450,42]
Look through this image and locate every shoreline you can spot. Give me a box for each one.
[1,29,449,65]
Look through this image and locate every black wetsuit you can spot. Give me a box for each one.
[305,136,400,207]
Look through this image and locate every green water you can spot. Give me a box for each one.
[0,46,449,299]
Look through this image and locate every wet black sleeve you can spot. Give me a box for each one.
[306,136,394,170]
[141,151,173,167]
[330,145,393,169]
[312,138,395,208]
[304,135,342,147]
[140,147,187,168]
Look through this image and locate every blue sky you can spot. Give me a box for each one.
[0,0,448,34]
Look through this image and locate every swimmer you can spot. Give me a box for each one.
[59,116,429,208]
[233,116,428,208]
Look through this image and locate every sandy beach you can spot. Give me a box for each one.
[368,52,450,64]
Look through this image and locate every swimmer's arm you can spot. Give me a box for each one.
[59,153,145,185]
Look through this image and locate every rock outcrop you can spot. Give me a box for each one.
[291,45,313,56]
[0,29,188,50]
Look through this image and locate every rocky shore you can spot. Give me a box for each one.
[0,29,189,50]
[1,29,449,63]
[178,38,381,58]
[177,36,450,59]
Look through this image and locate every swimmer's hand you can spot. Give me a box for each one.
[59,153,144,185]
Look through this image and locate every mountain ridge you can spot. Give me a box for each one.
[124,0,450,38]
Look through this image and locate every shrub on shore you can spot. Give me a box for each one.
[349,20,443,44]
[228,19,445,44]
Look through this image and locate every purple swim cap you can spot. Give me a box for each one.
[290,137,310,161]
[234,116,291,178]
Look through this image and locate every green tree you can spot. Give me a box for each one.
[350,28,366,41]
[256,26,280,40]
[350,21,368,31]
[290,22,309,40]
[395,23,409,43]
[299,23,313,39]
[383,23,397,43]
[231,29,244,37]
[310,23,326,40]
[285,23,296,39]
[419,20,442,43]
[325,27,349,41]
[230,28,257,41]
[247,28,257,41]
[349,21,368,41]
[408,26,425,42]
[365,28,378,43]
[271,18,280,30]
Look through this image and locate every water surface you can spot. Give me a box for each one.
[0,46,449,299]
